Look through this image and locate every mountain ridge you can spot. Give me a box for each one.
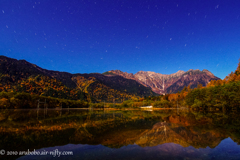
[0,55,156,102]
[106,68,220,94]
[0,55,220,97]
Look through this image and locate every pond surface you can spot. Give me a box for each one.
[0,109,240,160]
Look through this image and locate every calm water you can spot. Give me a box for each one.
[0,109,240,160]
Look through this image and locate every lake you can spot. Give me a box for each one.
[0,108,240,160]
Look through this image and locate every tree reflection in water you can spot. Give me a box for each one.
[0,109,240,160]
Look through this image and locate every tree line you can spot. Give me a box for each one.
[0,92,89,109]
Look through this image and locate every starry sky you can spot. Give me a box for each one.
[1,0,240,79]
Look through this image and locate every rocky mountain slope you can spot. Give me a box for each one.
[105,69,220,94]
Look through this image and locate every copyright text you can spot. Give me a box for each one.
[0,149,73,157]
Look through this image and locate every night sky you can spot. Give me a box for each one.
[1,0,240,79]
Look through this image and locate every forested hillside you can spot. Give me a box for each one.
[0,56,156,108]
[184,59,240,111]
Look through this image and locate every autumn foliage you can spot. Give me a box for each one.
[184,59,240,111]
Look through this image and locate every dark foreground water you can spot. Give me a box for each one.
[0,109,240,160]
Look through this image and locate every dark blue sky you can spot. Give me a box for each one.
[1,0,240,79]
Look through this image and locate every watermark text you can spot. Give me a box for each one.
[0,149,73,157]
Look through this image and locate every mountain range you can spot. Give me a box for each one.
[104,69,220,94]
[0,56,220,102]
[0,56,155,102]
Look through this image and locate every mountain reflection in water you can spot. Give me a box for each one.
[18,138,240,160]
[0,109,240,160]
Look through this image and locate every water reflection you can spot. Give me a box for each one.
[19,138,240,160]
[0,109,240,159]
